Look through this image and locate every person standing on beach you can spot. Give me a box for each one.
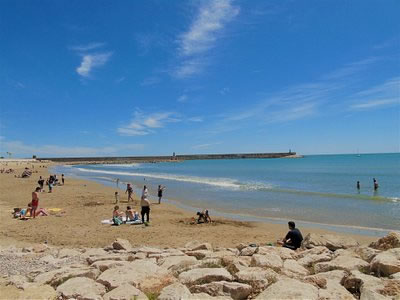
[157,185,165,204]
[373,178,379,190]
[116,178,120,189]
[141,185,150,223]
[126,183,134,202]
[38,176,44,191]
[31,187,40,219]
[61,174,65,185]
[357,181,360,190]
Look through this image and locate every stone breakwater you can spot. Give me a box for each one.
[1,232,400,300]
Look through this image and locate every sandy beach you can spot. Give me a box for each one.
[0,161,377,249]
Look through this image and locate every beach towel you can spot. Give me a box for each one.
[101,217,142,225]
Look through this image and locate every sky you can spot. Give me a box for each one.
[0,0,399,158]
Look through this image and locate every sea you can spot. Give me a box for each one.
[52,153,400,236]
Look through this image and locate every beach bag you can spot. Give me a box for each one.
[113,217,123,226]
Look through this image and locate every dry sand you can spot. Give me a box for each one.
[0,161,377,249]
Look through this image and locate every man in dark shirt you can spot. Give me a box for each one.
[278,221,303,250]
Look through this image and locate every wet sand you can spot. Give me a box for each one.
[0,161,377,249]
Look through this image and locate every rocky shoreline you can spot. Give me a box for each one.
[1,232,399,300]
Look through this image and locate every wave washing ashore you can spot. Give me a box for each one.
[54,153,400,235]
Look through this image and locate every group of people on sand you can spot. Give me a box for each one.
[356,177,380,191]
[115,180,166,205]
[37,174,65,193]
[13,187,49,219]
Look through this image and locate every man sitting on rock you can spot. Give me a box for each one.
[277,221,303,250]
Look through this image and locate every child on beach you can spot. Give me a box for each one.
[114,191,119,204]
[125,183,134,202]
[112,205,124,225]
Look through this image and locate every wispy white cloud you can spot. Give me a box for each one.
[175,0,239,78]
[70,42,105,52]
[140,76,161,86]
[118,111,180,136]
[0,140,144,157]
[178,94,188,102]
[349,77,400,110]
[192,142,222,149]
[76,53,112,77]
[188,116,204,122]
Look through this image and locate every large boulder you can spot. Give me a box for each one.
[302,233,359,251]
[295,246,333,267]
[369,232,400,250]
[370,248,400,276]
[112,238,132,251]
[314,254,369,273]
[158,282,192,300]
[283,259,309,276]
[97,260,173,291]
[178,268,233,285]
[185,241,213,252]
[190,281,252,300]
[235,267,278,290]
[34,266,100,287]
[90,260,134,272]
[305,270,347,285]
[158,255,198,274]
[353,246,380,263]
[257,246,295,260]
[103,283,148,300]
[58,248,82,259]
[250,254,283,272]
[239,247,257,256]
[319,281,356,300]
[255,278,318,299]
[56,277,106,300]
[186,250,213,260]
[341,270,384,298]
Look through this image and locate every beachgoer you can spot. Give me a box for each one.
[157,185,165,204]
[62,174,65,185]
[357,181,360,190]
[31,187,41,218]
[125,183,134,202]
[373,178,379,190]
[196,209,212,224]
[277,221,303,250]
[38,176,44,191]
[125,206,134,221]
[112,205,124,225]
[114,191,119,204]
[48,180,53,193]
[141,185,150,223]
[116,178,120,188]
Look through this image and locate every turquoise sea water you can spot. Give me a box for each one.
[53,153,400,235]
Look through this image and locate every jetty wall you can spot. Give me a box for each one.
[39,152,297,163]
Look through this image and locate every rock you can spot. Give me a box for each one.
[90,260,134,272]
[314,254,369,273]
[136,246,163,255]
[369,232,400,250]
[178,268,233,285]
[235,267,278,290]
[158,282,192,300]
[353,246,380,263]
[112,238,132,251]
[341,270,383,297]
[255,278,318,300]
[250,254,283,272]
[34,266,100,287]
[319,281,356,300]
[186,250,213,260]
[222,257,250,274]
[188,293,232,299]
[236,243,247,251]
[58,248,81,258]
[239,247,257,256]
[6,275,30,289]
[391,272,400,280]
[257,246,295,260]
[190,281,252,300]
[302,233,359,251]
[33,244,49,253]
[97,260,173,291]
[86,254,133,264]
[84,248,108,257]
[56,277,106,300]
[103,283,148,300]
[305,270,347,285]
[370,248,400,276]
[39,254,62,265]
[185,241,213,252]
[158,255,198,274]
[283,259,309,275]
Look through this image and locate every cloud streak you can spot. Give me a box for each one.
[175,0,239,78]
[70,42,105,52]
[118,111,180,136]
[76,53,112,77]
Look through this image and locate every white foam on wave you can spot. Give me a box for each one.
[76,167,240,189]
[97,163,142,168]
[389,197,400,203]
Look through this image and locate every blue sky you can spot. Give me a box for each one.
[0,0,399,157]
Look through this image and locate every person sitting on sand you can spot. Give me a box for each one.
[125,206,135,221]
[196,209,212,224]
[112,205,124,225]
[277,221,303,250]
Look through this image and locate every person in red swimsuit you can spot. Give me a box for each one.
[31,187,41,218]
